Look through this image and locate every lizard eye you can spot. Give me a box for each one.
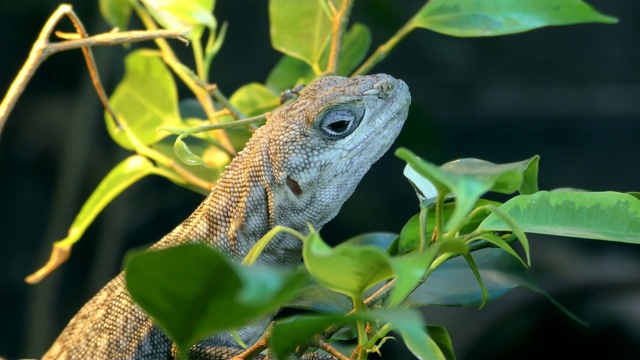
[319,109,361,140]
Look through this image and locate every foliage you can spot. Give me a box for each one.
[8,0,635,359]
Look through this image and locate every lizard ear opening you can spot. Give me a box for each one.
[286,176,302,196]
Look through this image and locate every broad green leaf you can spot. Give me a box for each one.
[269,0,331,70]
[265,23,370,92]
[388,250,437,307]
[339,232,397,250]
[303,230,394,298]
[266,55,316,94]
[479,191,640,243]
[406,248,530,307]
[396,148,538,231]
[412,0,617,37]
[229,83,281,117]
[285,283,353,314]
[405,248,583,324]
[142,0,216,40]
[106,50,181,150]
[440,156,539,195]
[426,325,456,360]
[25,155,159,284]
[99,0,132,30]
[270,313,357,359]
[125,244,308,354]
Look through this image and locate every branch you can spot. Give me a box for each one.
[0,3,189,138]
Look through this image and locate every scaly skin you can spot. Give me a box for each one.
[43,74,411,359]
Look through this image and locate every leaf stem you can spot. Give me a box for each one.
[434,192,445,242]
[352,297,369,360]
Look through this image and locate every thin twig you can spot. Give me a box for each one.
[0,4,189,138]
[315,340,350,360]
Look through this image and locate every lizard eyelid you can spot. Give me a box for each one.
[318,108,363,140]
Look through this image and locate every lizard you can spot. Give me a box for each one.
[42,73,411,359]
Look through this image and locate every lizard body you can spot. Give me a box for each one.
[43,74,411,359]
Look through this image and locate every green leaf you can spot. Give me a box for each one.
[106,50,181,150]
[265,55,316,94]
[229,83,281,117]
[69,155,159,240]
[405,248,583,325]
[303,230,394,298]
[142,0,216,40]
[399,199,500,254]
[336,23,372,76]
[406,248,530,307]
[369,309,445,360]
[285,283,353,314]
[412,0,618,37]
[270,313,357,359]
[99,0,132,30]
[269,0,331,71]
[174,137,206,166]
[339,232,397,250]
[426,325,456,360]
[25,155,159,284]
[125,244,308,354]
[396,148,538,231]
[151,138,226,194]
[479,191,640,243]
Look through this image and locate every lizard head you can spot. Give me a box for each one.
[267,74,411,232]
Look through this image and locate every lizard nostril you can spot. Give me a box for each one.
[374,80,396,99]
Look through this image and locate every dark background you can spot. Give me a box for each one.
[1,0,639,358]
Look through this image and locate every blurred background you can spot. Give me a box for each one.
[1,0,638,358]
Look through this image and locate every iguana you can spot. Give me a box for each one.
[42,74,411,359]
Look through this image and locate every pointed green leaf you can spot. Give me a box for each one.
[269,0,331,70]
[229,83,281,117]
[368,308,444,360]
[412,0,617,37]
[303,231,394,298]
[99,0,132,30]
[106,50,181,150]
[125,244,308,354]
[426,325,456,360]
[151,138,226,194]
[396,148,538,231]
[174,137,206,166]
[142,0,216,39]
[479,191,640,243]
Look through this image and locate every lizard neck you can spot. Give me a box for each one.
[154,123,304,267]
